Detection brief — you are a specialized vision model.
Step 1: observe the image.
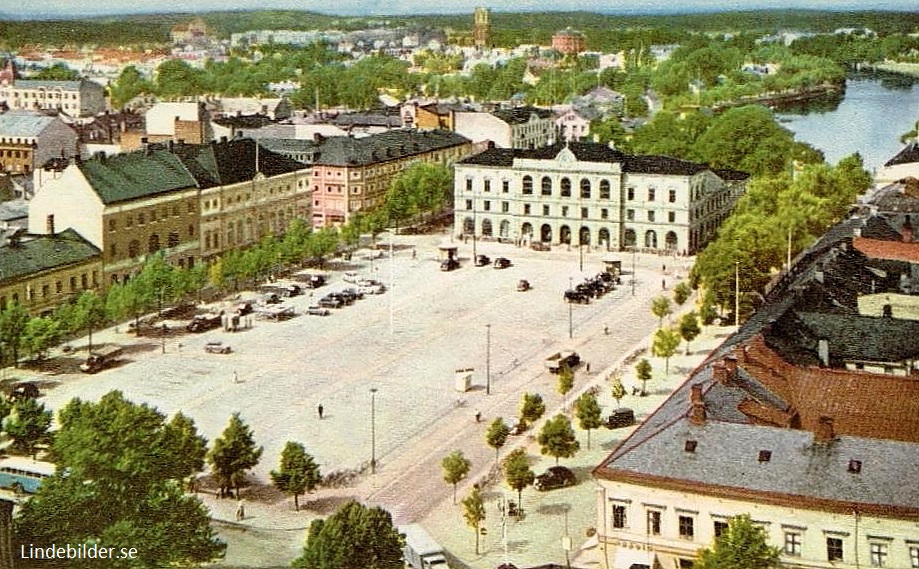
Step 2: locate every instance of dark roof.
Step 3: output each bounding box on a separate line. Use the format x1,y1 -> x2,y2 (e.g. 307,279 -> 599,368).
623,155 -> 708,176
492,105 -> 554,125
884,140 -> 919,167
331,108 -> 403,128
166,138 -> 307,188
712,168 -> 752,181
212,115 -> 275,129
311,130 -> 470,167
0,228 -> 100,284
863,179 -> 919,213
78,149 -> 198,204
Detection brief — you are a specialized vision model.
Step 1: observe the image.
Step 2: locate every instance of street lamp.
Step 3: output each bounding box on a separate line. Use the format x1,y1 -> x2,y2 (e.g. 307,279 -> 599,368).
631,248 -> 636,297
485,324 -> 491,395
370,387 -> 378,474
568,277 -> 573,339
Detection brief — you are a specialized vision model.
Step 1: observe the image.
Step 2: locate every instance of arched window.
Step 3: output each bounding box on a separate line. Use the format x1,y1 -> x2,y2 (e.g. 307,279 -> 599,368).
148,234 -> 160,253
580,178 -> 591,199
463,217 -> 475,234
128,240 -> 140,258
482,218 -> 493,236
645,230 -> 658,249
499,220 -> 510,238
599,179 -> 611,199
541,177 -> 552,196
666,231 -> 678,250
560,225 -> 571,244
561,178 -> 571,197
522,176 -> 533,195
623,229 -> 636,248
579,226 -> 590,246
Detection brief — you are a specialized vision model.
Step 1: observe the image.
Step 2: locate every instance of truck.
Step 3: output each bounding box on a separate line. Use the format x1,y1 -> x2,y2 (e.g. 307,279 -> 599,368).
400,523 -> 450,569
186,312 -> 223,333
79,345 -> 123,374
544,350 -> 580,374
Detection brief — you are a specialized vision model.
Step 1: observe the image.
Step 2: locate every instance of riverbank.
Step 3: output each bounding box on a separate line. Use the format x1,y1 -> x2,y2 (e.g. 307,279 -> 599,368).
870,61 -> 919,79
711,81 -> 844,112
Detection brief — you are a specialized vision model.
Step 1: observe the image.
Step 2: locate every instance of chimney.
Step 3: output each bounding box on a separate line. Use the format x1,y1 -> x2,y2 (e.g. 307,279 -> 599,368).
688,384 -> 706,425
818,339 -> 829,367
712,362 -> 728,384
46,214 -> 55,236
903,215 -> 913,243
814,416 -> 835,443
723,355 -> 738,381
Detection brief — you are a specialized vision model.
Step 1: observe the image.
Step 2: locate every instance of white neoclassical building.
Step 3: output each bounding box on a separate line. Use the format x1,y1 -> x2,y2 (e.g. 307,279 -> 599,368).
453,142 -> 747,254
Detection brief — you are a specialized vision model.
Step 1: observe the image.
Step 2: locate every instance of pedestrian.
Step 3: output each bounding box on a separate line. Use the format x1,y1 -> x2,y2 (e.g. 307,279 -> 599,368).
412,248 -> 417,260
318,403 -> 324,419
604,325 -> 609,336
586,362 -> 591,374
235,501 -> 245,521
233,371 -> 238,384
662,278 -> 666,290
475,411 -> 482,423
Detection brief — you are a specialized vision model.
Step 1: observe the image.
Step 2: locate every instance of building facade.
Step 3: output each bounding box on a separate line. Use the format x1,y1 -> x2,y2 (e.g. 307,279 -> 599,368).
552,28 -> 587,55
0,79 -> 105,117
473,7 -> 491,48
0,111 -> 79,174
454,142 -> 746,253
454,106 -> 557,150
309,130 -> 473,228
594,212 -> 919,569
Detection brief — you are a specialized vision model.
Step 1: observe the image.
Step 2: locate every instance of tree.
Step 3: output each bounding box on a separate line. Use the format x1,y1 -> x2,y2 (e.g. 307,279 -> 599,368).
0,302 -> 29,367
73,290 -> 107,353
271,441 -> 321,512
610,374 -> 626,408
673,281 -> 692,306
636,358 -> 653,396
208,412 -> 263,499
679,311 -> 702,355
15,391 -> 225,566
502,448 -> 534,510
537,414 -> 581,464
651,296 -> 673,328
20,317 -> 61,361
653,327 -> 682,374
485,418 -> 511,467
557,366 -> 575,410
441,450 -> 472,505
293,500 -> 404,569
461,485 -> 486,555
161,411 -> 208,491
519,392 -> 546,427
109,65 -> 152,109
4,397 -> 52,457
574,391 -> 603,450
695,514 -> 781,569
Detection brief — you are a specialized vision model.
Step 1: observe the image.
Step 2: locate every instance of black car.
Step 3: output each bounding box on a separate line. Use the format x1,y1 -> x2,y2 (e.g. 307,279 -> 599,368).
318,296 -> 344,309
534,466 -> 577,491
493,257 -> 512,269
475,254 -> 491,267
440,258 -> 460,271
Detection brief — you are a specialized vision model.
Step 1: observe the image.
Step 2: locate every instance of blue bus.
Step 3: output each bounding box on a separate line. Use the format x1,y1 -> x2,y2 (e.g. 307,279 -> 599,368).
0,457 -> 55,494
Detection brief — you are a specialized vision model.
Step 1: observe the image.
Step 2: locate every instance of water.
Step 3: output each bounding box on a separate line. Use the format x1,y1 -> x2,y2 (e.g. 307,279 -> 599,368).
774,72 -> 919,174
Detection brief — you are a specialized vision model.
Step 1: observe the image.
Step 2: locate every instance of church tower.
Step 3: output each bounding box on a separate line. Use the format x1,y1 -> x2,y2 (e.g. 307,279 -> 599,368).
473,7 -> 490,48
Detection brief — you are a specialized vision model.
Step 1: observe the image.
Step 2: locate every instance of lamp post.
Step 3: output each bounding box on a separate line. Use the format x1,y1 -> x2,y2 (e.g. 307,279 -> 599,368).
734,260 -> 740,328
568,277 -> 573,339
631,248 -> 636,297
485,324 -> 491,395
370,387 -> 378,474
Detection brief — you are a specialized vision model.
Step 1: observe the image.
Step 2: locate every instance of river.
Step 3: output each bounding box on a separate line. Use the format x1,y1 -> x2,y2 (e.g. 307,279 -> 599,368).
774,72 -> 919,175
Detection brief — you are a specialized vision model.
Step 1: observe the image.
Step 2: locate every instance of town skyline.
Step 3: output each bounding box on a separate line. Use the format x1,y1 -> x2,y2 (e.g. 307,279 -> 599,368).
3,0 -> 918,20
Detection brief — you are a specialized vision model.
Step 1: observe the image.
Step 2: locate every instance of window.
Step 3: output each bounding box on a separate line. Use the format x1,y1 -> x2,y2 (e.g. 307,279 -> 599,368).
826,538 -> 844,562
648,188 -> 656,202
168,232 -> 180,248
909,546 -> 919,568
562,206 -> 569,217
542,177 -> 553,196
560,177 -> 570,197
627,186 -> 635,201
669,211 -> 676,223
483,200 -> 491,211
543,205 -> 550,216
501,202 -> 509,213
626,209 -> 635,221
848,459 -> 862,473
870,543 -> 888,567
785,533 -> 802,557
70,276 -> 77,292
466,178 -> 473,192
126,215 -> 133,228
669,189 -> 677,203
648,211 -> 655,222
600,179 -> 611,199
524,204 -> 531,215
465,199 -> 473,211
678,516 -> 694,540
612,505 -> 627,529
647,511 -> 661,535
601,208 -> 609,219
41,284 -> 49,298
581,207 -> 588,219
138,213 -> 145,225
523,176 -> 533,195
502,180 -> 509,193
108,219 -> 116,231
714,521 -> 728,538
580,178 -> 591,199
56,281 -> 62,294
484,179 -> 491,193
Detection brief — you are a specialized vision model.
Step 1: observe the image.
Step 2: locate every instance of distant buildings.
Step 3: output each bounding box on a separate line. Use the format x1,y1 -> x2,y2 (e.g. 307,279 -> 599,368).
0,111 -> 78,174
593,204 -> 919,569
0,78 -> 105,117
474,7 -> 491,48
551,28 -> 586,55
453,106 -> 557,150
453,141 -> 746,252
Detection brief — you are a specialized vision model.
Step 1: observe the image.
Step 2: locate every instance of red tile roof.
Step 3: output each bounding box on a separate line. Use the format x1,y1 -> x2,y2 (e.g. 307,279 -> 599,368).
853,236 -> 919,262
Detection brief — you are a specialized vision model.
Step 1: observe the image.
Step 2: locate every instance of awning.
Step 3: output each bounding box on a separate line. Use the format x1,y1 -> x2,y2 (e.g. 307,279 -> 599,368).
612,546 -> 651,569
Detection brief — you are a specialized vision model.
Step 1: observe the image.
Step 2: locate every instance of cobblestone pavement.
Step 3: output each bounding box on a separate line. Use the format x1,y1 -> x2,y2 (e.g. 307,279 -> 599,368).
10,232 -> 709,567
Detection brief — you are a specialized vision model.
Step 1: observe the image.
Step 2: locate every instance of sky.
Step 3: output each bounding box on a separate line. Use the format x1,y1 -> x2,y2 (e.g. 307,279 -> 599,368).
4,0 -> 918,19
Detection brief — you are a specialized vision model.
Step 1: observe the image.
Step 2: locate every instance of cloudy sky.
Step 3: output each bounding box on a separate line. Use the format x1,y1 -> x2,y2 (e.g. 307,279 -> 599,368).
6,0 -> 918,18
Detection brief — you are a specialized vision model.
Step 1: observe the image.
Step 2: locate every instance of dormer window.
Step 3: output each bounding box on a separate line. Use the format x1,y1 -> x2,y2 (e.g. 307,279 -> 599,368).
758,450 -> 772,463
684,440 -> 697,453
848,459 -> 862,474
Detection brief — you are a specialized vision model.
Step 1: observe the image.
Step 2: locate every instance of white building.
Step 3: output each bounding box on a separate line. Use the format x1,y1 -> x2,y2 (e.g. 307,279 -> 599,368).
453,106 -> 557,150
0,78 -> 105,117
453,141 -> 746,253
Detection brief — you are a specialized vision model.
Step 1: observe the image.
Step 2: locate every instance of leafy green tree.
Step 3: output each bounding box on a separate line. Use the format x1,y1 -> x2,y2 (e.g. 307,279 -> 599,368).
502,448 -> 534,510
155,59 -> 206,99
4,397 -> 52,457
673,281 -> 692,306
485,418 -> 511,467
208,412 -> 263,499
557,365 -> 575,409
652,327 -> 682,374
16,391 -> 225,567
442,450 -> 472,505
20,316 -> 61,360
293,500 -> 404,569
651,296 -> 673,328
695,514 -> 781,569
519,392 -> 546,427
610,374 -> 626,408
109,65 -> 152,109
461,485 -> 486,555
537,414 -> 580,465
636,358 -> 653,396
73,290 -> 107,353
679,311 -> 702,355
32,62 -> 79,80
0,302 -> 29,367
271,441 -> 321,512
574,391 -> 603,450
161,411 -> 208,491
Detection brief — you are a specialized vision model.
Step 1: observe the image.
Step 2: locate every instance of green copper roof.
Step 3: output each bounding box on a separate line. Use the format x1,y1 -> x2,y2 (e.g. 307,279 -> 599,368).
0,228 -> 100,284
78,149 -> 198,204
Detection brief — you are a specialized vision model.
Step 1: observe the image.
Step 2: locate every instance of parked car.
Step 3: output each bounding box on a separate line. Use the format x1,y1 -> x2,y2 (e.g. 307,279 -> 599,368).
204,341 -> 232,354
342,287 -> 364,301
530,242 -> 551,251
234,300 -> 254,315
284,284 -> 302,297
440,258 -> 460,271
517,279 -> 531,292
260,293 -> 282,305
534,466 -> 577,491
9,382 -> 39,401
318,296 -> 344,309
493,257 -> 512,269
343,271 -> 362,283
307,305 -> 331,316
358,279 -> 386,295
605,408 -> 636,429
186,313 -> 223,333
475,254 -> 491,267
327,291 -> 354,305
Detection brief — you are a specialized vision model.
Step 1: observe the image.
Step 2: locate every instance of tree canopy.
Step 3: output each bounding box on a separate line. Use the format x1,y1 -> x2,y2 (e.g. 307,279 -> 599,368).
695,514 -> 781,569
270,441 -> 321,512
293,500 -> 404,569
208,412 -> 263,499
537,414 -> 580,464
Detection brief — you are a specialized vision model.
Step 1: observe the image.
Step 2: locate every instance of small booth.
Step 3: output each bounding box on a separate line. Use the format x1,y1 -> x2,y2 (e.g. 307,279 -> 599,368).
602,258 -> 623,277
454,368 -> 474,392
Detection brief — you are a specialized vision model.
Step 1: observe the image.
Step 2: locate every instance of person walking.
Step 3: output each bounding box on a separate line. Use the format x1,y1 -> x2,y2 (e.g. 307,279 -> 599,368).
317,403 -> 324,419
235,501 -> 245,521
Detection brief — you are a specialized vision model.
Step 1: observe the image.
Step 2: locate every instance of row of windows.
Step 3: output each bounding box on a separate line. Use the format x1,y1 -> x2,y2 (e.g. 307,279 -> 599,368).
0,149 -> 28,158
0,271 -> 98,310
468,176 -> 682,204
107,202 -> 196,231
465,200 -> 682,224
611,505 -> 919,568
6,90 -> 79,99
